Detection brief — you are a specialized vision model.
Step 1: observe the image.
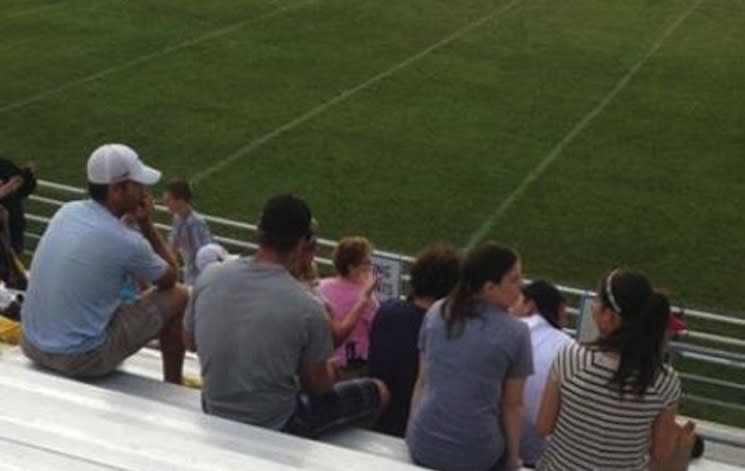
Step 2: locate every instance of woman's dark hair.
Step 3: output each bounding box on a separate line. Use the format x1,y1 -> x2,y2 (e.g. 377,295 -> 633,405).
593,269 -> 670,396
522,280 -> 564,329
409,243 -> 462,300
443,242 -> 518,338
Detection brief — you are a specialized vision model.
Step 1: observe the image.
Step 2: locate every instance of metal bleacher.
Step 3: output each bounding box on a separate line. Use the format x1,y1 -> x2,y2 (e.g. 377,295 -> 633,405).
1,345 -> 743,470
1,179 -> 742,470
0,348 -> 421,470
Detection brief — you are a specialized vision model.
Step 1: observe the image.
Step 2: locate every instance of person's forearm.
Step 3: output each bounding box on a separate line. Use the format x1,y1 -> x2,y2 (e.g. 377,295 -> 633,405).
326,359 -> 340,386
410,379 -> 424,417
140,222 -> 178,268
335,298 -> 368,342
0,181 -> 16,199
503,404 -> 523,467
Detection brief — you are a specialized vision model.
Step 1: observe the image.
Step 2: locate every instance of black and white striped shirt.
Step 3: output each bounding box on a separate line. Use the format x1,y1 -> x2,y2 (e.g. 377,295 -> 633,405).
538,344 -> 681,471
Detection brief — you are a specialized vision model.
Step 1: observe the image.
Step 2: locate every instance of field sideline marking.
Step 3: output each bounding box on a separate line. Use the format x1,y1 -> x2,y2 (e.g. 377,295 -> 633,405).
464,0 -> 705,249
190,0 -> 526,184
0,0 -> 315,114
0,1 -> 66,21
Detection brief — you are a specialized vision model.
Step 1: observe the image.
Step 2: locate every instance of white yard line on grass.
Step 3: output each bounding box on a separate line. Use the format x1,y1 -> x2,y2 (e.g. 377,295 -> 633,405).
189,0 -> 525,185
0,0 -> 315,114
464,0 -> 705,250
0,1 -> 66,21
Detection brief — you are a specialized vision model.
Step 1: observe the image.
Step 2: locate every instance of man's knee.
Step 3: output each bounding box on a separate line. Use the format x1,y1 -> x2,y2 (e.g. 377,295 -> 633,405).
372,378 -> 390,412
148,284 -> 188,321
373,379 -> 391,411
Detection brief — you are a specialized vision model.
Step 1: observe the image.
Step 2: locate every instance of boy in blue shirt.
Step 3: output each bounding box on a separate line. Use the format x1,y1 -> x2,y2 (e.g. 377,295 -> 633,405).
163,179 -> 212,285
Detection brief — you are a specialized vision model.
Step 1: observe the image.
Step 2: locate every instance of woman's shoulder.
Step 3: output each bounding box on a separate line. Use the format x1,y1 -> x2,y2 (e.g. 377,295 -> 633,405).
656,363 -> 681,389
421,300 -> 447,328
556,342 -> 596,364
497,311 -> 531,337
317,277 -> 354,295
317,276 -> 339,288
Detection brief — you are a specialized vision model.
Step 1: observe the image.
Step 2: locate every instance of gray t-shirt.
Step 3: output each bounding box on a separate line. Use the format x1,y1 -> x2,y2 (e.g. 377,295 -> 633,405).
190,258 -> 333,429
406,300 -> 534,471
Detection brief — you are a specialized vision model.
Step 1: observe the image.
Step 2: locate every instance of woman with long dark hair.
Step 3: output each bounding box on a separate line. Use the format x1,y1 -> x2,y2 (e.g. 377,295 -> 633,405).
406,242 -> 533,471
510,280 -> 574,466
536,269 -> 695,471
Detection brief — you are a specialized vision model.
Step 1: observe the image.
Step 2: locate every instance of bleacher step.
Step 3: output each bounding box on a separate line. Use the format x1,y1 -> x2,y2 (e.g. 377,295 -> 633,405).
0,356 -> 425,470
2,346 -> 742,471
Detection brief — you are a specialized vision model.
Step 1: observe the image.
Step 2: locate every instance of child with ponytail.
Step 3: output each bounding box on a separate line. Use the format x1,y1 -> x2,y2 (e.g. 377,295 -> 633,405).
406,242 -> 533,471
536,269 -> 696,471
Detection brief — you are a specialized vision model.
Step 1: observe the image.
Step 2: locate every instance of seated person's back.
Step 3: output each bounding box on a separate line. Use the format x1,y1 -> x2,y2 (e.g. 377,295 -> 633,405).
510,280 -> 574,465
536,270 -> 687,471
317,236 -> 379,369
189,194 -> 388,437
194,256 -> 331,428
407,243 -> 532,471
21,144 -> 187,384
368,243 -> 461,438
23,200 -> 165,353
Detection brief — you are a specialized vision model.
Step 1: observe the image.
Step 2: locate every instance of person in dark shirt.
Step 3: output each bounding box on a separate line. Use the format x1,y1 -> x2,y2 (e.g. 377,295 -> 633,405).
0,156 -> 37,254
368,243 -> 461,437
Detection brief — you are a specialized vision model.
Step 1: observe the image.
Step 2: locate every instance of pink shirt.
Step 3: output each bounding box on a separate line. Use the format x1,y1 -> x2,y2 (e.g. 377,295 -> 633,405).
317,277 -> 379,366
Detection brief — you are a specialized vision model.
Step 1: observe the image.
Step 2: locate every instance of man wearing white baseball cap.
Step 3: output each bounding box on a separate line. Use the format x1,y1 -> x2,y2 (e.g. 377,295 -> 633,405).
20,144 -> 188,384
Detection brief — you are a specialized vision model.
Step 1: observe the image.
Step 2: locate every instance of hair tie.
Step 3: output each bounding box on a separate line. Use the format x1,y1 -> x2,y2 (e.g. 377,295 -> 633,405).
605,269 -> 622,313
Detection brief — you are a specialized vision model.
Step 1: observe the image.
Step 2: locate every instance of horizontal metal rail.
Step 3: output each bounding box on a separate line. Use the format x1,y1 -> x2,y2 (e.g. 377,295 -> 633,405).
679,372 -> 745,392
683,394 -> 745,414
25,179 -> 745,418
28,180 -> 745,344
33,180 -> 745,326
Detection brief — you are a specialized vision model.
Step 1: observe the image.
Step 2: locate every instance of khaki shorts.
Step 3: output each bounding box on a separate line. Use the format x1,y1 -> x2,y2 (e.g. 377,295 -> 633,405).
21,295 -> 170,378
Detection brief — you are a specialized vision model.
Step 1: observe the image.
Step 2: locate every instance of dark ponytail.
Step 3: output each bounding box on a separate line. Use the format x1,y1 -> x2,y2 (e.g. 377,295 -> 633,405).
443,242 -> 518,338
594,270 -> 670,396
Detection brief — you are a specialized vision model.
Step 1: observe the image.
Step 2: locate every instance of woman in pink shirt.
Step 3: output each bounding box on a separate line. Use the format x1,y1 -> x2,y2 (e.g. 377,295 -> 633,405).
318,236 -> 379,373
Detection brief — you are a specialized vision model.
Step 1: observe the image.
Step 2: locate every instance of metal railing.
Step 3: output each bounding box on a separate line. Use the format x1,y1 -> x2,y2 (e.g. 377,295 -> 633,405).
24,179 -> 745,426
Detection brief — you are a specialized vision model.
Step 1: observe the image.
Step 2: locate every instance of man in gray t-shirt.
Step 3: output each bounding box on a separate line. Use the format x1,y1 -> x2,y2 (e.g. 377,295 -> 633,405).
187,194 -> 389,436
191,257 -> 331,428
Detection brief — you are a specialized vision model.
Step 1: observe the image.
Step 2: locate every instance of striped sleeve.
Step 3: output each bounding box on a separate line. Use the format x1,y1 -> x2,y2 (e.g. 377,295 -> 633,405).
168,220 -> 179,246
195,216 -> 213,246
658,366 -> 682,407
551,343 -> 577,384
186,216 -> 212,252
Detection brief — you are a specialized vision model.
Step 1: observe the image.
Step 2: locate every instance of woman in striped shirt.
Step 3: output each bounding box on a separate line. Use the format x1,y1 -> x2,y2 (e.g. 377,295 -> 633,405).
536,269 -> 695,471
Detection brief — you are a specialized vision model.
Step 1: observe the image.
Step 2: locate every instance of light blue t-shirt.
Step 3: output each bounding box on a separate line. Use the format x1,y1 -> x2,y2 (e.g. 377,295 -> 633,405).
406,300 -> 534,471
22,200 -> 168,354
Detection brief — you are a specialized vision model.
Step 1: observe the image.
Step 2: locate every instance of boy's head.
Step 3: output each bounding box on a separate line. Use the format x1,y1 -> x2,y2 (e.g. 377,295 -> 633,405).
163,179 -> 192,214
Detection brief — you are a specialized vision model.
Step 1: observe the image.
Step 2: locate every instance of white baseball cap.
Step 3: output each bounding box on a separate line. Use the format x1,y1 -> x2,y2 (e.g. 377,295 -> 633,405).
87,144 -> 161,185
195,243 -> 236,273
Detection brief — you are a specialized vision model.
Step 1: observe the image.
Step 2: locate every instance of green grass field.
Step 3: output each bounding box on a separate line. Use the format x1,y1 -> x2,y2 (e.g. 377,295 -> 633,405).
3,0 -> 745,315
